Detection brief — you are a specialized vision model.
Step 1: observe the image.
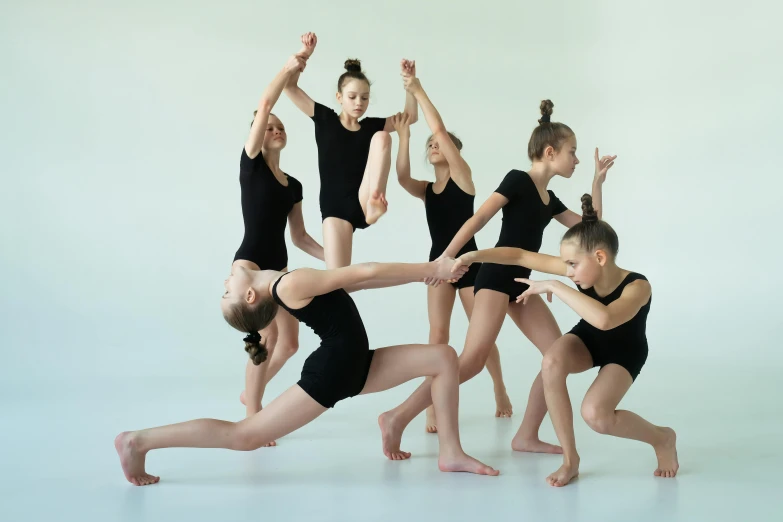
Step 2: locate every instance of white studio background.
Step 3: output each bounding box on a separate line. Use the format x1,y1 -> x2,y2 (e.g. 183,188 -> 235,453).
1,0 -> 780,397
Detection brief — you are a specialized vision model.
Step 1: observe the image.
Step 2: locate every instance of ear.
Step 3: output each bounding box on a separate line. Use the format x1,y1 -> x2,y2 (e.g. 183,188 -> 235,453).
544,144 -> 556,161
595,249 -> 608,266
245,287 -> 257,305
336,91 -> 342,103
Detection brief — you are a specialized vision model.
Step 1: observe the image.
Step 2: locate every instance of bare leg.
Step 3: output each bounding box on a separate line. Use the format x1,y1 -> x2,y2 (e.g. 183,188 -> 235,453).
378,289 -> 508,459
358,132 -> 392,225
506,295 -> 563,454
322,217 -> 354,269
458,287 -> 512,418
363,344 -> 498,475
423,283 -> 457,433
581,364 -> 679,479
541,334 -> 594,487
115,385 -> 327,486
241,319 -> 278,416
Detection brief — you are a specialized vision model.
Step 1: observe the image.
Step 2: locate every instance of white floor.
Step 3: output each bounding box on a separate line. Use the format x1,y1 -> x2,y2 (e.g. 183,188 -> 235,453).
2,359 -> 780,522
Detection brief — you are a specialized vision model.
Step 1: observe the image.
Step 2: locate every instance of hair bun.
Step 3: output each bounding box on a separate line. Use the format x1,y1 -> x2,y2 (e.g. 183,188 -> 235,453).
580,194 -> 598,223
344,59 -> 362,73
538,99 -> 554,124
244,336 -> 268,365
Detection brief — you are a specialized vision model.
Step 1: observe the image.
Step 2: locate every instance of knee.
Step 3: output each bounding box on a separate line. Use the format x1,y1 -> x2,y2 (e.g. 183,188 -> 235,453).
459,352 -> 485,382
232,424 -> 267,451
541,350 -> 568,378
580,402 -> 614,435
371,131 -> 392,149
429,326 -> 450,345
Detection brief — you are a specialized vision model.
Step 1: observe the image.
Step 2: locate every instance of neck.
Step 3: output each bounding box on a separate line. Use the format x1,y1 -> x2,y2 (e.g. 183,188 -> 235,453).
592,262 -> 626,295
433,163 -> 450,182
251,269 -> 285,300
261,148 -> 281,171
339,113 -> 360,126
527,162 -> 556,189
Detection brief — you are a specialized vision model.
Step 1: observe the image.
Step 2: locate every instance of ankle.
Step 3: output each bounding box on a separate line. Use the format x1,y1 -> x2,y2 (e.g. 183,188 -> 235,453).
563,453 -> 580,466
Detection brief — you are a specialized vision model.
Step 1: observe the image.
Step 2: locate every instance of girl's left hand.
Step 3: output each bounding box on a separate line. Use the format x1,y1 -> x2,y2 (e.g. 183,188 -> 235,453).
515,278 -> 553,305
594,147 -> 617,185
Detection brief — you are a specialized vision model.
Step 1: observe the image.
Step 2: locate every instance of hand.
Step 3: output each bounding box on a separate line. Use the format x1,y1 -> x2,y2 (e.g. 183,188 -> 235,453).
400,59 -> 416,78
594,147 -> 617,185
433,256 -> 467,282
402,75 -> 422,94
452,252 -> 476,274
391,112 -> 411,139
299,32 -> 317,57
514,278 -> 554,305
284,54 -> 307,74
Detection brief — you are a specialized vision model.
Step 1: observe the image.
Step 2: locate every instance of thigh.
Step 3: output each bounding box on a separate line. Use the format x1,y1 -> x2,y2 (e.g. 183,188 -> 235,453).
582,364 -> 634,413
358,132 -> 391,204
427,282 -> 457,341
460,289 -> 509,365
546,334 -> 595,374
359,343 -> 455,395
322,218 -> 354,269
236,385 -> 328,444
506,294 -> 563,355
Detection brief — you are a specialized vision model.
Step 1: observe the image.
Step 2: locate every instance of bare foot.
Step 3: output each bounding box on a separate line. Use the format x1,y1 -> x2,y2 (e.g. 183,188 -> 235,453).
511,434 -> 563,454
546,460 -> 580,487
494,388 -> 513,418
378,412 -> 410,460
653,427 -> 679,478
365,192 -> 388,225
425,406 -> 438,434
438,451 -> 500,476
115,432 -> 160,486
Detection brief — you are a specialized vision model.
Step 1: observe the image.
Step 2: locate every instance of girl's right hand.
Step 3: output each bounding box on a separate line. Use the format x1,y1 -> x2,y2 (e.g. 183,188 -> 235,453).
285,54 -> 307,74
300,32 -> 317,57
452,252 -> 476,273
391,112 -> 411,138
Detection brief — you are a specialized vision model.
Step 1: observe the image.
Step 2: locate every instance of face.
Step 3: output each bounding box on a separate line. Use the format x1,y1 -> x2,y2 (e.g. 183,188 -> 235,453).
560,240 -> 604,289
337,79 -> 370,118
263,114 -> 287,150
220,265 -> 254,314
551,135 -> 579,177
426,136 -> 446,164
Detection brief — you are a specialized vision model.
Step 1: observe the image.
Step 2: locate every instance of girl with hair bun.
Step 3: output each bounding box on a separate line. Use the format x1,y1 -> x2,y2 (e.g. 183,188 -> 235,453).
453,193 -> 679,487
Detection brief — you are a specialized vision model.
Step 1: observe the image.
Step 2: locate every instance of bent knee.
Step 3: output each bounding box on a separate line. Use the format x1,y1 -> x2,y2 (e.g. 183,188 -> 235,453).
580,403 -> 614,434
542,350 -> 568,376
232,425 -> 268,451
371,131 -> 392,149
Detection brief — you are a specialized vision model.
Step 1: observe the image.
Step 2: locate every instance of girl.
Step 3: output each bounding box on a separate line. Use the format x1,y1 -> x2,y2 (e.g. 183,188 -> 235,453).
377,101 -> 616,460
284,32 -> 418,268
391,74 -> 512,432
114,259 -> 500,486
233,53 -> 324,425
453,194 -> 679,486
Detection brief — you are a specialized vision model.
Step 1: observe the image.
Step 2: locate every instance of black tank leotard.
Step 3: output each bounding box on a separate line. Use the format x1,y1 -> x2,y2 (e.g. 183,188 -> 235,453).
233,148 -> 303,270
311,102 -> 386,231
568,273 -> 651,380
425,178 -> 480,289
474,170 -> 567,301
272,271 -> 375,408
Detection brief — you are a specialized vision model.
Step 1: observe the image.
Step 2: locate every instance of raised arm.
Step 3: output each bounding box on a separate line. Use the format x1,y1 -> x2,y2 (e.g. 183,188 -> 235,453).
403,75 -> 474,193
384,59 -> 419,132
456,247 -> 567,277
553,147 -> 616,227
391,112 -> 427,200
287,202 -> 324,262
518,278 -> 651,331
277,258 -> 467,307
283,32 -> 318,118
245,54 -> 306,158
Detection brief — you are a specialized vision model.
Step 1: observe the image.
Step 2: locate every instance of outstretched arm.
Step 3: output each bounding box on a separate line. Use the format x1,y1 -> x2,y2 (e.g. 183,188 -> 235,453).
283,32 -> 318,117
278,258 -> 467,307
391,112 -> 427,200
455,248 -> 567,277
245,54 -> 306,158
517,278 -> 651,331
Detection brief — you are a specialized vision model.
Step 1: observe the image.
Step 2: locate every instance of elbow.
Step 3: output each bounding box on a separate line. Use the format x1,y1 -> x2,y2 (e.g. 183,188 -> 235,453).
596,313 -> 613,331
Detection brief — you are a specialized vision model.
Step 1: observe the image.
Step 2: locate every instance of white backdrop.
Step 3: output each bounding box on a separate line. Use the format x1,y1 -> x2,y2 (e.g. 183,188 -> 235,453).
1,0 -> 780,391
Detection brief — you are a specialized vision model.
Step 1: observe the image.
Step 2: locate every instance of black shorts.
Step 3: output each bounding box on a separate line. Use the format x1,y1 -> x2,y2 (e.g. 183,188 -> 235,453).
568,325 -> 648,381
297,340 -> 375,408
473,263 -> 531,301
320,195 -> 369,231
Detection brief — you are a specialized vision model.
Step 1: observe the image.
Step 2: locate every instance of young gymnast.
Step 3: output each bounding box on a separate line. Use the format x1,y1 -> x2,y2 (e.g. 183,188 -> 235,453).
378,100 -> 617,459
284,32 -> 418,268
391,73 -> 512,431
114,258 -> 500,486
453,194 -> 679,486
232,53 -> 324,426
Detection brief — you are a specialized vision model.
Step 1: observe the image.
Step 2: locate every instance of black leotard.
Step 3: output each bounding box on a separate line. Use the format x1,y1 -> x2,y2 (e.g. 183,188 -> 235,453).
474,170 -> 567,301
272,271 -> 375,408
425,178 -> 480,289
311,102 -> 386,231
233,148 -> 303,270
568,273 -> 651,380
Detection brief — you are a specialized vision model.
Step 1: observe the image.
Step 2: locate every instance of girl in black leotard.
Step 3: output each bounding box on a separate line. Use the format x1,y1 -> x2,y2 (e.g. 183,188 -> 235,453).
114,259 -> 500,486
379,101 -> 617,461
284,32 -> 419,269
233,53 -> 324,423
454,195 -> 679,487
392,74 -> 512,432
